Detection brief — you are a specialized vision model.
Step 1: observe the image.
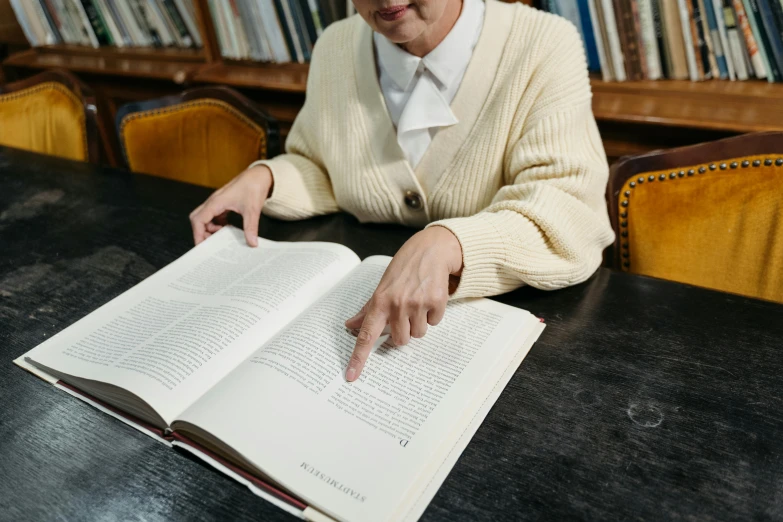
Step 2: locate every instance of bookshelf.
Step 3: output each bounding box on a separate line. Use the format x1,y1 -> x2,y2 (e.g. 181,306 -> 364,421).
3,0 -> 783,167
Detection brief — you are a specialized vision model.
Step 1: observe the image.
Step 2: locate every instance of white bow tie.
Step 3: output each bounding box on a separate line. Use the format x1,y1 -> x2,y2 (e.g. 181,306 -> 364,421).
396,68 -> 459,168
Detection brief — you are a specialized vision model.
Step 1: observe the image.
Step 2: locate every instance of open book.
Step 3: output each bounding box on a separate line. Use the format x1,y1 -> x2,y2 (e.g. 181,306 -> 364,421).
15,227 -> 545,522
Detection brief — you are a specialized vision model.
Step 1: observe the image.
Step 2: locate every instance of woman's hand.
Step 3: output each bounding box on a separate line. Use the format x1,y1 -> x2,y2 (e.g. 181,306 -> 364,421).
344,226 -> 463,382
189,165 -> 274,246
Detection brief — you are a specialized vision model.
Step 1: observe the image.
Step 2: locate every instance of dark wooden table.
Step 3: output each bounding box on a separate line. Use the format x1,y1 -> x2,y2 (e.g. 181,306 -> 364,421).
1,147 -> 782,522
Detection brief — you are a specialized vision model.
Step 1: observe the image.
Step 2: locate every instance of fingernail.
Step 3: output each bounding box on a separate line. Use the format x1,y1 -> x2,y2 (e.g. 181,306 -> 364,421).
345,367 -> 356,382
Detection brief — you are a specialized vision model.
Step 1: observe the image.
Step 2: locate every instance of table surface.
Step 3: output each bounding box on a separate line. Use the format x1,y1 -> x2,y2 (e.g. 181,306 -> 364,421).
1,147 -> 782,522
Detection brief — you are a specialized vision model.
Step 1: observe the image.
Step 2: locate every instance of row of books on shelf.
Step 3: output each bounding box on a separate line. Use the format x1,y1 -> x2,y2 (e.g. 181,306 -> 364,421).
207,0 -> 354,63
9,0 -> 202,49
543,0 -> 783,82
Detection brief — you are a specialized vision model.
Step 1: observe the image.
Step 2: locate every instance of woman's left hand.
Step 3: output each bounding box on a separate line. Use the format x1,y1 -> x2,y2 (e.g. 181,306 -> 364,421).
344,226 -> 463,382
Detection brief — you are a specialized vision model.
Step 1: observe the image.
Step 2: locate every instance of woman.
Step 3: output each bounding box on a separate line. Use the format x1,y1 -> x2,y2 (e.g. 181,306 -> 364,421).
190,0 -> 615,381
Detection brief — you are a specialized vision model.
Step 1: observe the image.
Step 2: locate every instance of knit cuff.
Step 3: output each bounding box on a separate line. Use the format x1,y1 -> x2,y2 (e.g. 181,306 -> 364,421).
248,158 -> 303,214
427,214 -> 515,299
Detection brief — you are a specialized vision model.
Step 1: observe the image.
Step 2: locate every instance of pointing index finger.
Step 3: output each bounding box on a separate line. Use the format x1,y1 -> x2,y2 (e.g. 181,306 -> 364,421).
345,306 -> 386,382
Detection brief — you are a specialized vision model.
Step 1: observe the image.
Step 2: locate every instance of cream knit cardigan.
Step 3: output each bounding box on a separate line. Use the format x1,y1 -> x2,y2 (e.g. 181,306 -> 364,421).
252,0 -> 615,299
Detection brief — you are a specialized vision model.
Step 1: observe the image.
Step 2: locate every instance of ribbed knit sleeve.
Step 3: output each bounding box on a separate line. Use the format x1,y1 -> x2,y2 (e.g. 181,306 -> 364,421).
250,34 -> 340,221
428,24 -> 615,298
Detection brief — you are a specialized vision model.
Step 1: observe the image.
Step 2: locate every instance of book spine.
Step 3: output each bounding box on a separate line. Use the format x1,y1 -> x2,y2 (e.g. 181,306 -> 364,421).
702,0 -> 729,77
129,0 -> 162,46
600,0 -> 627,80
161,0 -> 194,46
733,0 -> 767,77
575,0 -> 602,72
9,0 -> 41,46
753,0 -> 783,80
554,0 -> 592,70
257,0 -> 292,62
316,0 -> 333,27
722,1 -> 750,78
631,0 -> 651,77
106,0 -> 134,46
651,0 -> 671,76
306,0 -> 326,36
295,0 -> 318,49
712,0 -> 737,78
80,0 -> 113,45
767,0 -> 783,68
49,0 -> 77,44
71,0 -> 100,47
676,0 -> 700,79
61,0 -> 90,46
29,0 -> 58,44
286,0 -> 313,60
153,0 -> 183,46
237,0 -> 265,60
95,0 -> 126,47
613,0 -> 644,79
272,0 -> 301,62
688,0 -> 709,78
744,0 -> 778,80
40,0 -> 65,43
206,0 -> 228,56
638,0 -> 663,78
587,0 -> 613,79
173,0 -> 203,46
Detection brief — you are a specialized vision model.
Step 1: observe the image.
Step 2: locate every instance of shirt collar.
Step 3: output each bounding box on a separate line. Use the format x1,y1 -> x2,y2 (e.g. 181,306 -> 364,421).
374,0 -> 485,91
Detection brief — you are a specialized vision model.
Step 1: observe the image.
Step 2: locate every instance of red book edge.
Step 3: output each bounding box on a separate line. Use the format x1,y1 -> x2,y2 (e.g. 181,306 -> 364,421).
170,432 -> 308,511
56,381 -> 307,512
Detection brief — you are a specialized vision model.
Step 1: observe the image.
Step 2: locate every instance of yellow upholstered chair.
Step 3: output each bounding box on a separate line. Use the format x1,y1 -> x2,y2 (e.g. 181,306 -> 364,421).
607,132 -> 783,303
0,70 -> 99,162
116,87 -> 279,188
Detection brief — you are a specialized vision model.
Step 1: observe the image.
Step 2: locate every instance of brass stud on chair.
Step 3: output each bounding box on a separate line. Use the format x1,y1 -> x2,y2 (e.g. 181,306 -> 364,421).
649,175 -> 655,182
621,211 -> 627,218
753,160 -> 761,167
624,190 -> 631,197
622,252 -> 629,258
659,174 -> 666,181
776,159 -> 783,166
688,169 -> 695,176
669,172 -> 677,179
699,166 -> 706,174
710,164 -> 717,170
621,200 -> 629,207
622,242 -> 629,249
638,177 -> 645,184
623,261 -> 630,268
621,221 -> 627,227
742,160 -> 750,168
765,159 -> 773,166
621,231 -> 628,237
678,170 -> 685,177
720,163 -> 728,170
730,162 -> 738,169
630,181 -> 636,188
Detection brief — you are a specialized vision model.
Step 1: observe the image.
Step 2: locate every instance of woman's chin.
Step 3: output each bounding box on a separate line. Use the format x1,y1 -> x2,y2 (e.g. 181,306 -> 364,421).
375,20 -> 423,44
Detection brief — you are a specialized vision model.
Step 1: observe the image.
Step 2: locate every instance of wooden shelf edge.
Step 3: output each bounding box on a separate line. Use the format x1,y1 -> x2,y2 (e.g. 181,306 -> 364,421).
191,62 -> 308,93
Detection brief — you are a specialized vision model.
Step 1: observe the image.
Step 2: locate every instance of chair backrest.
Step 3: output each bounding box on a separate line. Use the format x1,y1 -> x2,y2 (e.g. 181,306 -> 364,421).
0,69 -> 99,162
116,86 -> 280,188
607,132 -> 783,304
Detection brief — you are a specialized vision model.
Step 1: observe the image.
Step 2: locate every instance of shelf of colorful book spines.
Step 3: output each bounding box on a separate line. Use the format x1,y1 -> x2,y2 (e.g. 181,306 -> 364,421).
8,0 -> 207,54
10,0 -> 783,82
539,0 -> 783,83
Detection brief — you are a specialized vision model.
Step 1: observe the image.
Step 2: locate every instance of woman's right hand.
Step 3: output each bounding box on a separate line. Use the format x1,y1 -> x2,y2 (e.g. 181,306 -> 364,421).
189,165 -> 274,247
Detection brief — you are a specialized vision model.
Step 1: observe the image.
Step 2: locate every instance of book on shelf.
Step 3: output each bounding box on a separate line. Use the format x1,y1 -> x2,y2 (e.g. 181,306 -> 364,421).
8,0 -> 202,49
541,0 -> 783,81
14,226 -> 545,522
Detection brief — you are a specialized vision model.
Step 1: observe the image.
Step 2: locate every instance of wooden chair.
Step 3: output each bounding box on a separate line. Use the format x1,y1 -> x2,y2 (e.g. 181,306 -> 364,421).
0,69 -> 99,163
116,86 -> 280,189
607,131 -> 783,303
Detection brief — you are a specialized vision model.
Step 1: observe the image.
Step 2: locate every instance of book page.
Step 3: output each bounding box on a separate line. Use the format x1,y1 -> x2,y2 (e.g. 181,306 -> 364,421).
176,257 -> 542,522
22,227 -> 360,425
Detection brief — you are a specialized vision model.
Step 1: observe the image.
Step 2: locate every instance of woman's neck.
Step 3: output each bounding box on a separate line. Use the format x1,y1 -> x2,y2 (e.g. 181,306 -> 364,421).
400,0 -> 463,57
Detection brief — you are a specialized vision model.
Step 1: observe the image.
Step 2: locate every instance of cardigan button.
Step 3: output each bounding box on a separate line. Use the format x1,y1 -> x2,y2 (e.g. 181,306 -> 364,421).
404,191 -> 423,211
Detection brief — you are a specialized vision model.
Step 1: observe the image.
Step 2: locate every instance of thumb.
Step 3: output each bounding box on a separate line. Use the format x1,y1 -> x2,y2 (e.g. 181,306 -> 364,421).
242,207 -> 261,247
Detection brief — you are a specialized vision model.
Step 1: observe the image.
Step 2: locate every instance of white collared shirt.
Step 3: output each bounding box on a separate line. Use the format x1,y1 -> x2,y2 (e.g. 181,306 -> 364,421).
373,0 -> 485,168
